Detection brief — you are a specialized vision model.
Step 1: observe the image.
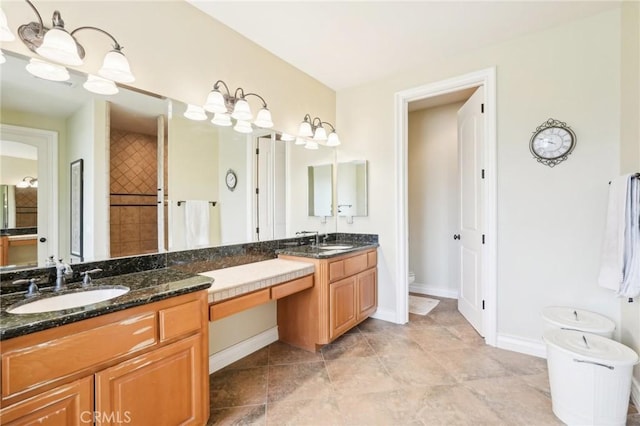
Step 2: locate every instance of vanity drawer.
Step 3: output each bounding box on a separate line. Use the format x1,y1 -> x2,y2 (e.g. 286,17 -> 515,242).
159,300 -> 202,342
209,288 -> 270,321
329,252 -> 369,282
2,312 -> 157,398
271,275 -> 313,300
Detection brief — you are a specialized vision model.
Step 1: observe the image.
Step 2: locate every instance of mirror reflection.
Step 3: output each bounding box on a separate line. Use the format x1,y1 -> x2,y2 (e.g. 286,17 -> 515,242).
337,160 -> 368,217
307,164 -> 333,217
0,51 -> 337,272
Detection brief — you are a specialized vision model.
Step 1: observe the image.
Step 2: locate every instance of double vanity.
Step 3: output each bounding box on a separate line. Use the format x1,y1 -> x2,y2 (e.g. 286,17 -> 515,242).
0,237 -> 378,425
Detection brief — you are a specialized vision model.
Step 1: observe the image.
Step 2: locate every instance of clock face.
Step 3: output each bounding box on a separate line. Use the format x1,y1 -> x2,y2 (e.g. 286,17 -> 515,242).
225,170 -> 237,190
529,120 -> 576,167
532,127 -> 573,159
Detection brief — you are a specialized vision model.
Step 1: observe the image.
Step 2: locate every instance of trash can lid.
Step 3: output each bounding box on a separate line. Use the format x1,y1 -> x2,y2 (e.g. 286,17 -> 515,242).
542,306 -> 615,333
543,329 -> 638,366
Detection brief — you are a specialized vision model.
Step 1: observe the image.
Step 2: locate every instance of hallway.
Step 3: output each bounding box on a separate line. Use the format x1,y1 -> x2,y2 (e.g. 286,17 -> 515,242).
208,296 -> 639,425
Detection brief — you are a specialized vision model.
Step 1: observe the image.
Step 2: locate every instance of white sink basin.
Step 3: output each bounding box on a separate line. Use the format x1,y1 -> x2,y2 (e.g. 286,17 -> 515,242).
7,286 -> 130,314
318,245 -> 353,250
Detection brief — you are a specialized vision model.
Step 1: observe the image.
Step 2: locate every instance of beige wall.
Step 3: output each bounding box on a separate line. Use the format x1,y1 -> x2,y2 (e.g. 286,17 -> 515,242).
2,1 -> 335,357
408,103 -> 463,297
337,9 -> 624,345
619,1 -> 640,394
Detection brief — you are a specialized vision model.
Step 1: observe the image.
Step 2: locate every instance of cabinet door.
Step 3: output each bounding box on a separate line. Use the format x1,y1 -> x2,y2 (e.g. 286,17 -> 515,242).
357,268 -> 377,321
0,376 -> 93,425
95,335 -> 206,426
329,276 -> 357,340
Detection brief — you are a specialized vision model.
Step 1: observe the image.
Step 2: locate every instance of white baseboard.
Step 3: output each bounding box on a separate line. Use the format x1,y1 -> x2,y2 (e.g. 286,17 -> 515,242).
496,333 -> 547,358
208,326 -> 279,374
370,307 -> 398,323
632,376 -> 640,411
410,283 -> 458,299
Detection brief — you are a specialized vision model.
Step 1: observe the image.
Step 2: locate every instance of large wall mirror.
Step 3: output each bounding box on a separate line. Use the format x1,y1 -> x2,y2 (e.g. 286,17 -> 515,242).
0,51 -> 336,271
337,160 -> 368,217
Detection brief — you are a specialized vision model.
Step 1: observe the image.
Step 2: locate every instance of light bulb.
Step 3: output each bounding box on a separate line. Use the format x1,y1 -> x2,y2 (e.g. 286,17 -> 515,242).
254,107 -> 274,128
36,27 -> 83,66
233,120 -> 253,134
98,50 -> 134,83
231,99 -> 252,121
26,58 -> 70,81
204,90 -> 227,113
211,113 -> 232,127
83,75 -> 119,95
183,104 -> 207,121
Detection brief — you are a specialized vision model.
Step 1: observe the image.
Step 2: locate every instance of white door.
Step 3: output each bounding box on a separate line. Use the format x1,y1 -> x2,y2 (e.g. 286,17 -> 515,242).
0,124 -> 58,267
457,87 -> 485,336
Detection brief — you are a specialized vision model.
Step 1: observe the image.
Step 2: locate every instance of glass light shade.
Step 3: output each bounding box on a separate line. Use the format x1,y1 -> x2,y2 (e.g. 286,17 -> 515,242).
298,120 -> 313,137
183,104 -> 207,121
98,50 -> 135,83
26,58 -> 70,81
254,107 -> 273,128
0,50 -> 5,65
211,113 -> 232,127
233,119 -> 253,134
304,141 -> 319,150
203,90 -> 227,113
326,131 -> 341,146
231,99 -> 252,121
83,74 -> 118,95
36,27 -> 83,66
0,8 -> 15,41
280,133 -> 295,142
295,137 -> 307,145
313,125 -> 327,141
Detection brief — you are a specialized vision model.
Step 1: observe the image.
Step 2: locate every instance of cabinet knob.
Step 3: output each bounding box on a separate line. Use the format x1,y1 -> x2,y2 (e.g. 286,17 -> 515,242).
39,237 -> 47,243
453,234 -> 460,240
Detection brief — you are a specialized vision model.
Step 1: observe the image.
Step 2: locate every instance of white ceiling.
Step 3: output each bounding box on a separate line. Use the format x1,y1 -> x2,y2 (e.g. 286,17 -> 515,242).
188,0 -> 620,91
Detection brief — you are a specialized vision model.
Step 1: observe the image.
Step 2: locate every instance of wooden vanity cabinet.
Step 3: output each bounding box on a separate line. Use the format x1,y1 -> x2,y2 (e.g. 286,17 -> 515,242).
278,248 -> 377,351
0,291 -> 209,425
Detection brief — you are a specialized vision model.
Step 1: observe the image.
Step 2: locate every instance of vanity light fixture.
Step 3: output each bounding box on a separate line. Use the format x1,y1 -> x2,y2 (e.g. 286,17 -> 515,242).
297,114 -> 341,148
198,79 -> 274,133
17,176 -> 38,188
11,0 -> 134,90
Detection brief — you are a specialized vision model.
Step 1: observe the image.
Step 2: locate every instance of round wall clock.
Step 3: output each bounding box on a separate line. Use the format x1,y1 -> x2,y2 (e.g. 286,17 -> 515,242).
225,169 -> 237,191
529,118 -> 576,167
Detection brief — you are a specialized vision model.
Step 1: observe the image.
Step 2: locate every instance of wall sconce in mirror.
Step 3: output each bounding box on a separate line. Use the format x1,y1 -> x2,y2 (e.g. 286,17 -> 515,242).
17,176 -> 38,188
183,79 -> 274,134
1,0 -> 134,94
296,114 -> 341,149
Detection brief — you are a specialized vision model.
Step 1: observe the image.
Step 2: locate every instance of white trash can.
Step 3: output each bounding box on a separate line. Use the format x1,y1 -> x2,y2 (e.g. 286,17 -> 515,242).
543,329 -> 638,426
542,306 -> 615,338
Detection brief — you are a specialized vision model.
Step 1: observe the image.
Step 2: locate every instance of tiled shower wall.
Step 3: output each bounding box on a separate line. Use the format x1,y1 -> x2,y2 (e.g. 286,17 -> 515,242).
110,128 -> 158,258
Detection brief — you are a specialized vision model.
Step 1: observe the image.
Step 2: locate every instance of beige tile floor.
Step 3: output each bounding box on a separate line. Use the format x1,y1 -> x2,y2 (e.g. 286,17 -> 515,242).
208,296 -> 640,425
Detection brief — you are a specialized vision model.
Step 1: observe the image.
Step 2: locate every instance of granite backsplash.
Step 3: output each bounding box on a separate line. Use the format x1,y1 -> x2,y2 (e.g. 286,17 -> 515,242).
0,233 -> 378,295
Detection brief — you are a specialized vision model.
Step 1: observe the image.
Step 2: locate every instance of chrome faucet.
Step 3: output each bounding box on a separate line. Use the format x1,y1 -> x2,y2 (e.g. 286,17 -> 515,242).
13,278 -> 41,298
296,231 -> 319,247
54,258 -> 73,291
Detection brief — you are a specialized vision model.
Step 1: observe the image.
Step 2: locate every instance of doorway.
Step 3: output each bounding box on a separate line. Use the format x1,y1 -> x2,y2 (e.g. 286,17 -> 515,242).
0,124 -> 58,268
394,68 -> 497,346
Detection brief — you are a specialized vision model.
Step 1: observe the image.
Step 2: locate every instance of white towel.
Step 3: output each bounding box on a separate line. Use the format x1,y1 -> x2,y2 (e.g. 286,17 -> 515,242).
598,174 -> 640,297
184,200 -> 211,249
620,177 -> 640,297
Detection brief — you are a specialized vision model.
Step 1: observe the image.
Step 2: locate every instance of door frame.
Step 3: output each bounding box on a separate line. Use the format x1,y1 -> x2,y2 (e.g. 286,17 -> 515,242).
393,67 -> 497,346
0,123 -> 58,267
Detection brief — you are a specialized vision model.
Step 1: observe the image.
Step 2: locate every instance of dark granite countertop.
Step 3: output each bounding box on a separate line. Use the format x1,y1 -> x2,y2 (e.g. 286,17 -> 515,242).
276,242 -> 379,259
0,268 -> 212,341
